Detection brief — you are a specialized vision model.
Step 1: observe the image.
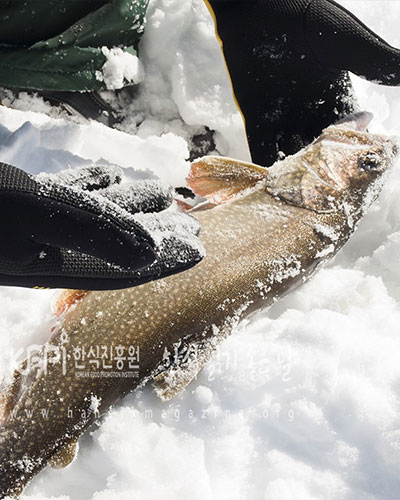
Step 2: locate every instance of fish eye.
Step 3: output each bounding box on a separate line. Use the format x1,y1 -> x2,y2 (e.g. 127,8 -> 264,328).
358,153 -> 380,172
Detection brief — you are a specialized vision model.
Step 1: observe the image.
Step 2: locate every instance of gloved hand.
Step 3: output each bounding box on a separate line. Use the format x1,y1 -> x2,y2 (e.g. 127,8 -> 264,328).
207,0 -> 400,166
0,163 -> 204,290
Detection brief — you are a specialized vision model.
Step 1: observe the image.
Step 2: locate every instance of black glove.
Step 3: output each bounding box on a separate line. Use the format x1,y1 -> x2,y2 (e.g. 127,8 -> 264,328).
207,0 -> 400,166
0,163 -> 204,290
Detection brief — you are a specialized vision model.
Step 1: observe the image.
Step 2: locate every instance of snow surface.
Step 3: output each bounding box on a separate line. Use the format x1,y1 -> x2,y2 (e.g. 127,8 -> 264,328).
96,48 -> 145,90
1,0 -> 400,499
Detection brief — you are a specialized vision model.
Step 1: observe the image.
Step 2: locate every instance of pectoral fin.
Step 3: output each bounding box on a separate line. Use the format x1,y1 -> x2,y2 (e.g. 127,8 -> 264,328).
49,437 -> 79,469
55,290 -> 90,317
153,331 -> 227,401
187,156 -> 268,205
153,357 -> 206,402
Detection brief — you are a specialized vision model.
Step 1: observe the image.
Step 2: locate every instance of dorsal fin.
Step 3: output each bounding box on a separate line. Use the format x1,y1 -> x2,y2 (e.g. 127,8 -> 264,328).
49,437 -> 79,469
153,323 -> 231,401
187,156 -> 268,205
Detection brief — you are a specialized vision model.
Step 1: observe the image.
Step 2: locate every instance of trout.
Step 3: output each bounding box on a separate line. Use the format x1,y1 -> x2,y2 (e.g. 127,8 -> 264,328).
0,113 -> 397,497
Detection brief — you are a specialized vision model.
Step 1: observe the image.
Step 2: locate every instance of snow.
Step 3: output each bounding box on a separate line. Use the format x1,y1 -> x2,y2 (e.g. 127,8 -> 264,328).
0,107 -> 189,186
0,0 -> 400,499
96,47 -> 145,90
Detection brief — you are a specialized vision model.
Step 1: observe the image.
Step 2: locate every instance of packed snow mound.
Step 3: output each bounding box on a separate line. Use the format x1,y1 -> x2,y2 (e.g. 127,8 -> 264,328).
97,47 -> 145,90
0,106 -> 189,187
1,1 -> 400,499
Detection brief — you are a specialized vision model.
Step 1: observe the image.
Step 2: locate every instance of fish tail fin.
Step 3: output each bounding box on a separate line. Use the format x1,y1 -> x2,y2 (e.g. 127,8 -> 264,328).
187,156 -> 268,205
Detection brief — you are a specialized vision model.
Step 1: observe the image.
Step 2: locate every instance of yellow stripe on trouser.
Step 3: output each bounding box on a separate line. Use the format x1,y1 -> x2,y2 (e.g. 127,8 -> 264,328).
203,0 -> 249,141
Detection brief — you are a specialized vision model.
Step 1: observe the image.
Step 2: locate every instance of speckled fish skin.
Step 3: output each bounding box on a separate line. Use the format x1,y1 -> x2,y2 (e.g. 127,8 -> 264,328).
0,115 -> 397,497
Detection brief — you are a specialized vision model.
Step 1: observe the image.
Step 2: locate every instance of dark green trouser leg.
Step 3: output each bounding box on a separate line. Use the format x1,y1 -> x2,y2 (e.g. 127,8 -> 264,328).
0,0 -> 149,91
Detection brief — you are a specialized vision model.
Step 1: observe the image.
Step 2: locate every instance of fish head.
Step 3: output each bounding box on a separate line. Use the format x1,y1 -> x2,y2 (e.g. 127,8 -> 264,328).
266,112 -> 398,219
